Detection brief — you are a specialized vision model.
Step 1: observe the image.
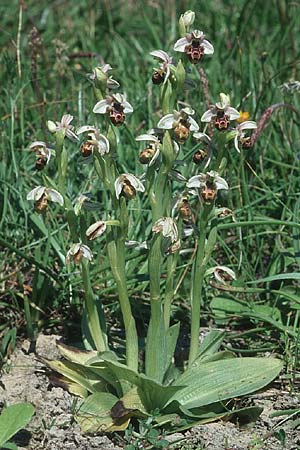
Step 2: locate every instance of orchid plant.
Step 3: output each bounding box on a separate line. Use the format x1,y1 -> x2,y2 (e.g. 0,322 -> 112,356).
27,10 -> 282,434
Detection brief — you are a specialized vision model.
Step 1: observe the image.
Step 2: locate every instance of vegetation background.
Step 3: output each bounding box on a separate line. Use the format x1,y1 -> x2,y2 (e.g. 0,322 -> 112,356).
0,0 -> 299,382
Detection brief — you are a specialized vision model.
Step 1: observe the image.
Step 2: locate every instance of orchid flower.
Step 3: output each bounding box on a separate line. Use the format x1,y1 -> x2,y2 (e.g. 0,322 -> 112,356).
174,30 -> 214,64
135,133 -> 161,165
150,50 -> 174,85
152,217 -> 180,253
192,131 -> 212,168
93,93 -> 133,127
157,107 -> 199,143
205,265 -> 236,284
47,114 -> 79,141
66,243 -> 93,265
114,174 -> 145,200
187,171 -> 228,203
86,221 -> 107,240
76,126 -> 110,157
88,63 -> 120,89
30,141 -> 52,170
27,186 -> 64,213
201,93 -> 240,131
233,121 -> 257,152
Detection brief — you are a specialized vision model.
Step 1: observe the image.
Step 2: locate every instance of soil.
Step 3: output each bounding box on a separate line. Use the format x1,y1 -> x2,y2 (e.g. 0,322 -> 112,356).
0,334 -> 299,450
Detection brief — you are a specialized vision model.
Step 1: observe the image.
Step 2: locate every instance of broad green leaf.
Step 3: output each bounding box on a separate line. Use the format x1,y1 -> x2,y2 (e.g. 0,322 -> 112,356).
200,351 -> 235,364
50,374 -> 88,398
167,357 -> 282,409
119,387 -> 148,416
45,359 -> 109,395
138,375 -> 185,411
1,442 -> 18,450
57,343 -> 98,365
76,392 -> 124,433
97,358 -> 185,411
210,296 -> 250,317
170,406 -> 263,433
145,314 -> 167,384
0,403 -> 35,446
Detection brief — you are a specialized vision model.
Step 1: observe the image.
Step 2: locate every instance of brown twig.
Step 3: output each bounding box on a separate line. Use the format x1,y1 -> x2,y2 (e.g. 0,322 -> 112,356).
251,103 -> 299,146
29,27 -> 47,139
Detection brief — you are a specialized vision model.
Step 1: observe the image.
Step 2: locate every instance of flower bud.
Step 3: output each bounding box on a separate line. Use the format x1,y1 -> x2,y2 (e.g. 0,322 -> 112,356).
47,120 -> 56,133
179,10 -> 195,36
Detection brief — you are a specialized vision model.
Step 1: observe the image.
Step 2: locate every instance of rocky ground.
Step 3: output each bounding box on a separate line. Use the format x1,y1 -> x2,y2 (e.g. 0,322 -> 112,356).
0,334 -> 299,450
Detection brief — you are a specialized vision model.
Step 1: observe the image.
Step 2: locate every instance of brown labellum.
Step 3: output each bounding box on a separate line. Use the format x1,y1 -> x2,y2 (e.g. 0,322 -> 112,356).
109,102 -> 125,126
185,42 -> 205,64
139,147 -> 155,164
80,141 -> 94,157
242,137 -> 252,149
201,182 -> 217,202
193,149 -> 208,164
174,119 -> 190,143
178,199 -> 193,220
152,70 -> 165,85
214,111 -> 230,131
35,157 -> 47,171
121,180 -> 136,199
34,194 -> 48,214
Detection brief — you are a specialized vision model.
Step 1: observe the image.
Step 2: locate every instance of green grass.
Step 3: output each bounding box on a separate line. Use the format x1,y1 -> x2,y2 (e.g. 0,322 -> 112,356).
0,0 -> 299,382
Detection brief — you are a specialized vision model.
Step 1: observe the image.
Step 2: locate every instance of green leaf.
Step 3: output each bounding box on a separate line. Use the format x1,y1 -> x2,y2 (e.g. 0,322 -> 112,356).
138,375 -> 184,411
247,272 -> 300,284
57,343 -> 98,365
0,403 -> 35,446
145,314 -> 167,384
293,197 -> 300,268
45,359 -> 110,395
174,60 -> 185,92
161,131 -> 175,173
167,357 -> 283,409
76,392 -> 121,433
210,296 -> 250,318
164,322 -> 180,379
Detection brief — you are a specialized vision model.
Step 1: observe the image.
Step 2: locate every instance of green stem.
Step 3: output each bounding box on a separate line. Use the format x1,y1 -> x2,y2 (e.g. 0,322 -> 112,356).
188,204 -> 213,366
107,235 -> 139,371
81,259 -> 107,352
164,253 -> 177,329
